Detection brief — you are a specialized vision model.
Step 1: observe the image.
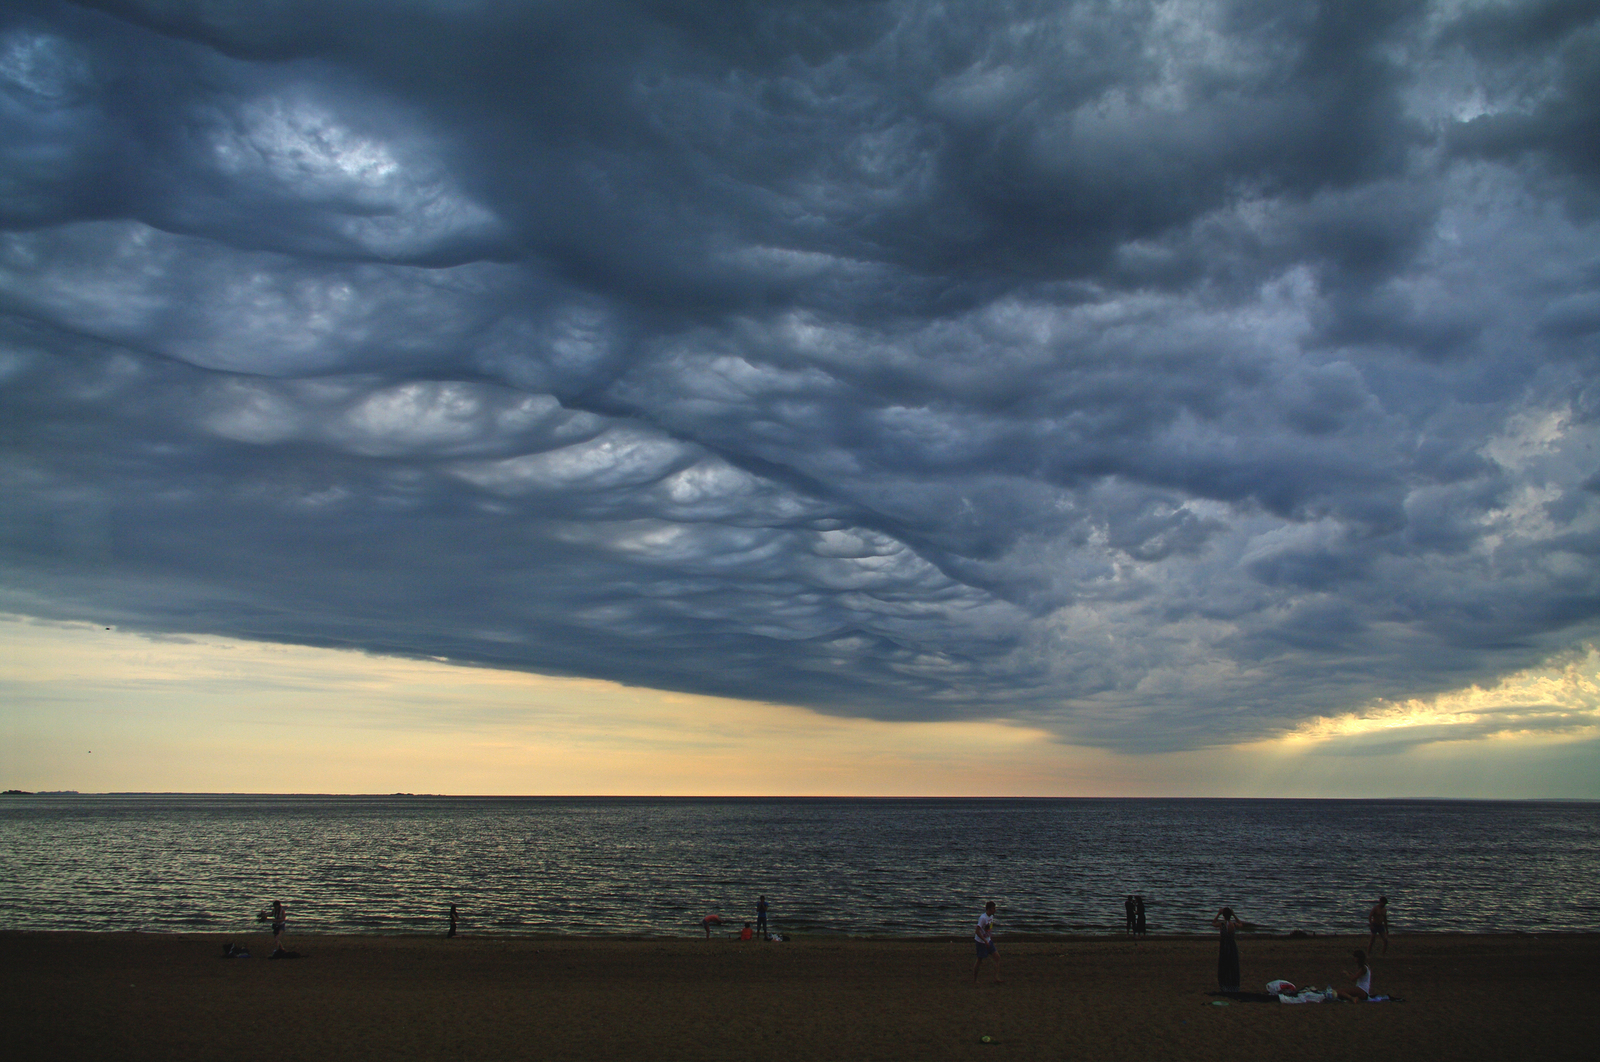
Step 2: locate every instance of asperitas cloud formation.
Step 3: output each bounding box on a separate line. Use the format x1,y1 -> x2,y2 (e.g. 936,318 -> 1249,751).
2,0 -> 1596,753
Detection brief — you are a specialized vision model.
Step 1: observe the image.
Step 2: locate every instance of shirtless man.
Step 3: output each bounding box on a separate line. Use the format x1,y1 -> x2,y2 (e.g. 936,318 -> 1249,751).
1367,895 -> 1389,955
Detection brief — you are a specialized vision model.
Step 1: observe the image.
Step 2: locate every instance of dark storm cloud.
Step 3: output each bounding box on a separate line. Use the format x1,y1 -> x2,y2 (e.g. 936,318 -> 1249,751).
2,1 -> 1597,752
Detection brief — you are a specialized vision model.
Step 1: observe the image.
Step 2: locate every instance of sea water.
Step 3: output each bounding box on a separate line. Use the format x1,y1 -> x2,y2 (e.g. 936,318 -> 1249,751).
2,796 -> 1596,937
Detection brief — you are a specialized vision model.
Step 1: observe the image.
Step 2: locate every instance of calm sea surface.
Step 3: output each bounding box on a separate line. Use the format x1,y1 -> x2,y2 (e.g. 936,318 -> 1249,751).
2,796 -> 1596,938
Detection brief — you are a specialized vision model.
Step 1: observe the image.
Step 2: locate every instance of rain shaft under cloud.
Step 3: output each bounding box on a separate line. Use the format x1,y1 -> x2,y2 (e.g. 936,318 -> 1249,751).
2,0 -> 1597,754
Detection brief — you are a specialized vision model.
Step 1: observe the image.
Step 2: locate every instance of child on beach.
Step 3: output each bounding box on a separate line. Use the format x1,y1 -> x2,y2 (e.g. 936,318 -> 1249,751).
974,901 -> 1001,982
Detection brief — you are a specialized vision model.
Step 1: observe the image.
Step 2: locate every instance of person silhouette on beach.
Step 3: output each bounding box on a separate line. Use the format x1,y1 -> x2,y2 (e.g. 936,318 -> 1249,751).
701,915 -> 721,938
448,904 -> 458,939
1124,895 -> 1136,936
974,901 -> 1001,982
1135,895 -> 1147,937
1367,896 -> 1389,955
266,900 -> 287,952
1212,906 -> 1242,992
756,895 -> 769,940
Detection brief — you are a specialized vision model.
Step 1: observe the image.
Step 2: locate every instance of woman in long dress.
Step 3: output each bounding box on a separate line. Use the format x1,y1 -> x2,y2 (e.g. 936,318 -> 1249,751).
1212,906 -> 1242,991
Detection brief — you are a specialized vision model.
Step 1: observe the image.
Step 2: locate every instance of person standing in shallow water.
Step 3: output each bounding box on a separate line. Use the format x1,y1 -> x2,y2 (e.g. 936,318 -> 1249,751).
1367,895 -> 1389,955
973,901 -> 1001,982
1212,906 -> 1242,992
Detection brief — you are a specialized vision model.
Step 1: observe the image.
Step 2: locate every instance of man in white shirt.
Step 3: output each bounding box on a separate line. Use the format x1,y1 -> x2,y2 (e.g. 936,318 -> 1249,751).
974,901 -> 1001,982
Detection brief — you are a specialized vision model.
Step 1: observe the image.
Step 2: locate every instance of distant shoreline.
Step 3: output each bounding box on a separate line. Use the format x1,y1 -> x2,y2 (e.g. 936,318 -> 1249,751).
6,791 -> 1596,800
5,929 -> 1594,942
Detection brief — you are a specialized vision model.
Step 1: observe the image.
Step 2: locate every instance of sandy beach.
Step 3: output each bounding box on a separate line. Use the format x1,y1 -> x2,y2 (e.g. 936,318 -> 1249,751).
3,931 -> 1594,1061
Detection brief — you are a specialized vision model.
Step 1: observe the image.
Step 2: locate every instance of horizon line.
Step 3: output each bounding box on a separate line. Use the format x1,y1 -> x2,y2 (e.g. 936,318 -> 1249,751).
5,791 -> 1594,802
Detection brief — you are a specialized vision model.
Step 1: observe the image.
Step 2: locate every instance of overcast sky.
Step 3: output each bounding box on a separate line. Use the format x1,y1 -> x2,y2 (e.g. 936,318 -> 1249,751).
2,1 -> 1597,789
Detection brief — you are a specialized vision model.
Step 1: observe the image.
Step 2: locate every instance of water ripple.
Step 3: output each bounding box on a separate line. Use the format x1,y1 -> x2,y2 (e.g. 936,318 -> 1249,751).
1,797 -> 1596,937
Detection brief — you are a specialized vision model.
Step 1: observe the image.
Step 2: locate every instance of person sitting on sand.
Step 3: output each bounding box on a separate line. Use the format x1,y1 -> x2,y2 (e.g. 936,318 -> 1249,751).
740,922 -> 754,941
1367,896 -> 1389,955
1337,949 -> 1373,1001
974,901 -> 1001,983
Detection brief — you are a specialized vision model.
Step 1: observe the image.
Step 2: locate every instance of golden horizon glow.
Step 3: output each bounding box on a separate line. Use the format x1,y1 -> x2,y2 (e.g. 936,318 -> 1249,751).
2,614 -> 1597,798
1273,646 -> 1600,747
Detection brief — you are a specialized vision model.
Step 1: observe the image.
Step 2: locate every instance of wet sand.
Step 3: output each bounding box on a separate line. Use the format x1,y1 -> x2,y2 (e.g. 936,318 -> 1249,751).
3,931 -> 1595,1060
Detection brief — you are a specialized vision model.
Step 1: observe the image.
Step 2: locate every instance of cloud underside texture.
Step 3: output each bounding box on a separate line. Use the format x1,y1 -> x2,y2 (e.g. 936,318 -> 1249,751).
2,0 -> 1597,753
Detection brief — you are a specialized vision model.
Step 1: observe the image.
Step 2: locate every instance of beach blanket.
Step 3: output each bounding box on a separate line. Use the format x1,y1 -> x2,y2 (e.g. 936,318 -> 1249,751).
1277,988 -> 1401,1003
1278,988 -> 1337,1003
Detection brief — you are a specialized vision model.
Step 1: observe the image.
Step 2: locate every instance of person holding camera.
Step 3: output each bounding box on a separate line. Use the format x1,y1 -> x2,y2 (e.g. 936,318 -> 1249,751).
1211,906 -> 1242,992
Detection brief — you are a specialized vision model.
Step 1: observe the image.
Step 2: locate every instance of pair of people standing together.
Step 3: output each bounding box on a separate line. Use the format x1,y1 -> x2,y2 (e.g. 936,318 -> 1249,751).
1123,895 -> 1147,936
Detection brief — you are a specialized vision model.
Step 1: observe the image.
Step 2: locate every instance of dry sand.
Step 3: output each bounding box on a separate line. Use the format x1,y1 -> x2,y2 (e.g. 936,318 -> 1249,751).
3,931 -> 1595,1060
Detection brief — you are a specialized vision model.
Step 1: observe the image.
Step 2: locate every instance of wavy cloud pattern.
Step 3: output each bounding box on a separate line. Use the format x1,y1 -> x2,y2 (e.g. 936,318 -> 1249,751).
2,1 -> 1597,752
